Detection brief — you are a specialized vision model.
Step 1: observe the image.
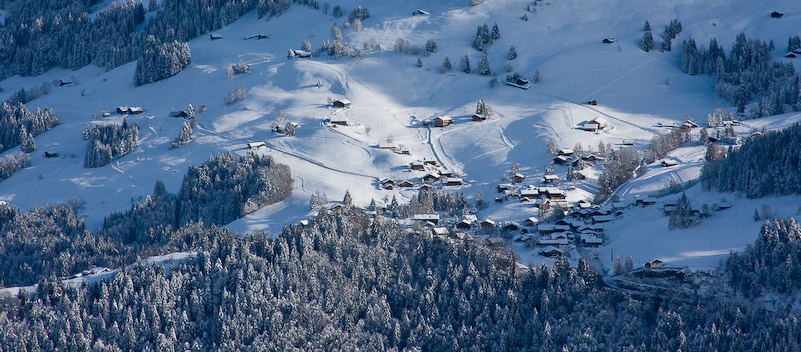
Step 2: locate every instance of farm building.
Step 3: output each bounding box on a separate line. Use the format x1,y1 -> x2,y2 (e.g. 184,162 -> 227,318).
333,99 -> 351,108
471,113 -> 487,121
434,116 -> 453,127
583,117 -> 608,131
540,246 -> 564,257
247,142 -> 266,149
378,141 -> 397,151
330,115 -> 348,126
412,214 -> 440,224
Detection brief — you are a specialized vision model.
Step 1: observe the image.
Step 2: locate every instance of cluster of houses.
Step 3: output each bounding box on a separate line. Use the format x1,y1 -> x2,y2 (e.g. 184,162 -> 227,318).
378,159 -> 462,190
552,148 -> 598,171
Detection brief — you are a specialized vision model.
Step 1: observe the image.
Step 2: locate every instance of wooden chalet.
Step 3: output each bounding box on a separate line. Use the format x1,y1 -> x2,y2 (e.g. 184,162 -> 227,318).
540,246 -> 564,257
398,146 -> 411,155
542,174 -> 559,184
421,173 -> 440,183
519,189 -> 539,200
419,184 -> 435,192
582,234 -> 603,247
581,153 -> 597,162
446,177 -> 463,186
413,9 -> 430,15
545,189 -> 566,200
398,180 -> 415,188
583,117 -> 608,131
412,213 -> 440,224
472,113 -> 488,121
588,99 -> 598,105
292,50 -> 312,58
423,159 -> 438,166
511,173 -> 525,183
592,215 -> 616,224
497,183 -> 513,192
330,115 -> 348,126
378,141 -> 397,151
434,116 -> 453,127
210,34 -> 223,40
247,142 -> 266,149
523,217 -> 539,227
333,99 -> 351,108
410,161 -> 426,171
456,220 -> 472,230
506,77 -> 531,90
645,259 -> 663,268
380,179 -> 395,189
480,219 -> 496,228
553,155 -> 569,165
432,227 -> 449,237
771,11 -> 784,18
503,222 -> 520,232
602,37 -> 616,44
558,148 -> 574,156
116,106 -> 130,114
661,160 -> 679,167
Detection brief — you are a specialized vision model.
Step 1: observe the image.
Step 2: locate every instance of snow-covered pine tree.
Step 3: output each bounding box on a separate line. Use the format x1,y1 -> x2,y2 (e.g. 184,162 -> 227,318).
788,35 -> 801,53
19,128 -> 35,153
461,55 -> 471,73
478,54 -> 490,75
442,56 -> 452,73
426,39 -> 437,53
491,23 -> 501,40
333,5 -> 343,17
507,46 -> 517,60
642,30 -> 655,52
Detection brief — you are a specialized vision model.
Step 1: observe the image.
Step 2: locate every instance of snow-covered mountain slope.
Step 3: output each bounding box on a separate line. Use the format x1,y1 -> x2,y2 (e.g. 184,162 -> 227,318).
1,0 -> 800,267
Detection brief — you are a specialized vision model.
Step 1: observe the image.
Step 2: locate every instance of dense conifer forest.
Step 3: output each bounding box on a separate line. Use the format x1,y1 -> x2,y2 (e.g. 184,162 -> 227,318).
701,123 -> 801,197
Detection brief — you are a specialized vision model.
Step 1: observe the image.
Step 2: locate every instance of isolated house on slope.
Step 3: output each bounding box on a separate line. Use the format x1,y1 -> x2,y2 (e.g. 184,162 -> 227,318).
333,99 -> 351,108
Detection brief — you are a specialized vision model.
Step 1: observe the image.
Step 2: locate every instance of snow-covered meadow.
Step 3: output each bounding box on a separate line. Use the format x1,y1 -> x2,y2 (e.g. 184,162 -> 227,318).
1,0 -> 801,271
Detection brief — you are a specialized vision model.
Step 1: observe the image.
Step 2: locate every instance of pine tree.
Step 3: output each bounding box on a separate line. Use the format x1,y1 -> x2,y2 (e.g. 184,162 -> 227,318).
491,23 -> 501,40
461,55 -> 471,73
343,190 -> 353,206
613,256 -> 623,275
19,128 -> 35,153
442,56 -> 452,72
643,20 -> 651,31
642,31 -> 655,52
333,5 -> 343,17
546,139 -> 558,155
478,54 -> 490,75
417,58 -> 422,67
426,39 -> 437,53
533,70 -> 541,83
625,255 -> 633,271
507,46 -> 517,60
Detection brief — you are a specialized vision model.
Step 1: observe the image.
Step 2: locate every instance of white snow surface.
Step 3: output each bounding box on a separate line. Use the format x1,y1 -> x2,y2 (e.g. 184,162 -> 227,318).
1,0 -> 801,271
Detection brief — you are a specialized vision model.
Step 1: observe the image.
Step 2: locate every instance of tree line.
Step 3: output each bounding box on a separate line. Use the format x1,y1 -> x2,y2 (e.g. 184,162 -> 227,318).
4,207 -> 801,350
700,123 -> 801,197
681,33 -> 801,118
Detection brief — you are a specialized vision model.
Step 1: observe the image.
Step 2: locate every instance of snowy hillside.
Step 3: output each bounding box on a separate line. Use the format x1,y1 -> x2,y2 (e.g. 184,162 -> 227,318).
2,0 -> 801,270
